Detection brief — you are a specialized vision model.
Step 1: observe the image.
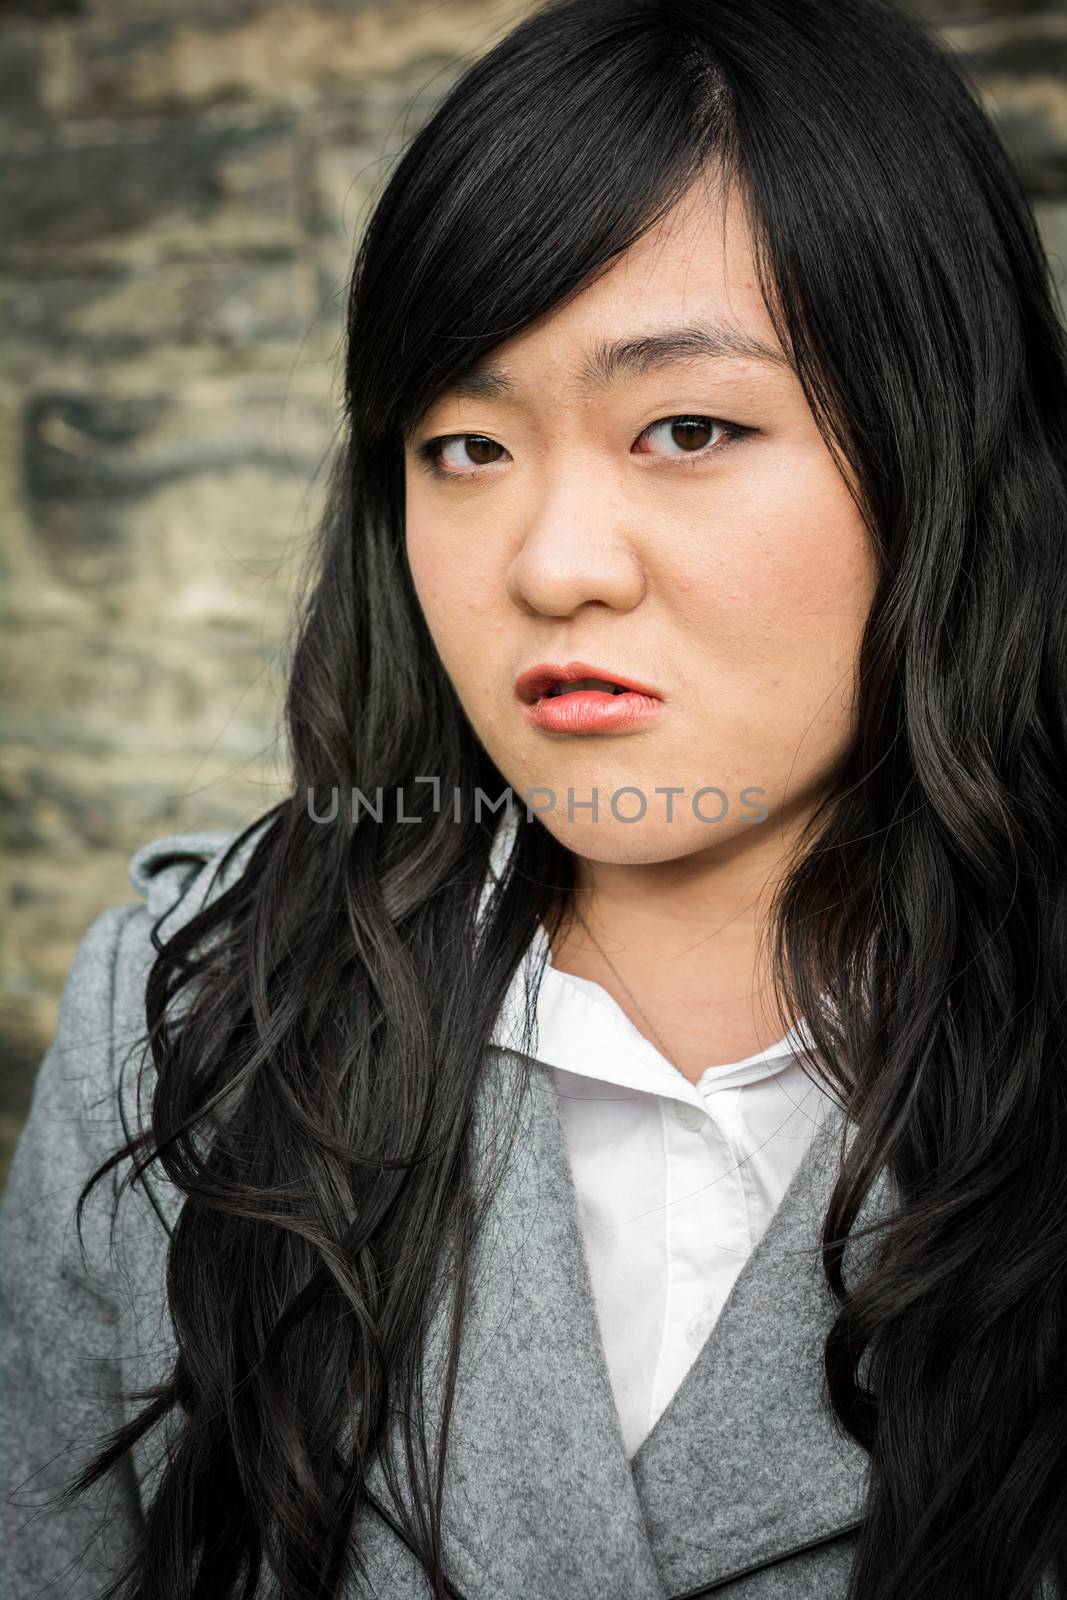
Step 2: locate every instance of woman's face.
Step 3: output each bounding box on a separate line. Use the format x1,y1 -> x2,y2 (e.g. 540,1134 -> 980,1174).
403,175 -> 879,864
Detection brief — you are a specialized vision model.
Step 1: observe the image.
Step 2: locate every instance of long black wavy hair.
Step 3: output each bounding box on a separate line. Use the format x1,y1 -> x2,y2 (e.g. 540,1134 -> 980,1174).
61,0 -> 1067,1595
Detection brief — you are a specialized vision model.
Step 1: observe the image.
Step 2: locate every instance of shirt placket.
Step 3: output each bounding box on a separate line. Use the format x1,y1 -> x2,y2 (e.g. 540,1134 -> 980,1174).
647,1087 -> 754,1434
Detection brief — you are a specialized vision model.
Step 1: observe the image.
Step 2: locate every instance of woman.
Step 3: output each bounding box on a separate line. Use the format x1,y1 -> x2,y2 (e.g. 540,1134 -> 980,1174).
2,0 -> 1066,1596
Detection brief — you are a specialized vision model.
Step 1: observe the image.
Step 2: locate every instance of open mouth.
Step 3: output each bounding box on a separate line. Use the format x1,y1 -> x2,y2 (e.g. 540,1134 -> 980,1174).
547,678 -> 629,697
513,661 -> 666,734
514,662 -> 664,704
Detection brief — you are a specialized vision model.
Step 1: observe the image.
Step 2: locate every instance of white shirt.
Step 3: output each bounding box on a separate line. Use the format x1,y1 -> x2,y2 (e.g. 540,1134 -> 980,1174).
484,816 -> 838,1457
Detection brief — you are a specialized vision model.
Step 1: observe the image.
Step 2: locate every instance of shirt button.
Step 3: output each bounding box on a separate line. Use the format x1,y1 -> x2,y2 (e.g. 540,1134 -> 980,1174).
687,1309 -> 717,1348
673,1100 -> 704,1130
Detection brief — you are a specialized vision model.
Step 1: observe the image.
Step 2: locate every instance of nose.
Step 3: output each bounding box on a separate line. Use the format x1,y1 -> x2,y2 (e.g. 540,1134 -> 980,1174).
505,470 -> 646,618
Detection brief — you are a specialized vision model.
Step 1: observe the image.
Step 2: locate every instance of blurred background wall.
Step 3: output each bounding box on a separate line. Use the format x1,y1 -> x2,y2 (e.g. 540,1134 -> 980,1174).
1,0 -> 1065,1190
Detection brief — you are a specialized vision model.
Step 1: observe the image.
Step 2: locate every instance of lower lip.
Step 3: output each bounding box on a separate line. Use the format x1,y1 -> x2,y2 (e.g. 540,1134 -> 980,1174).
520,689 -> 664,734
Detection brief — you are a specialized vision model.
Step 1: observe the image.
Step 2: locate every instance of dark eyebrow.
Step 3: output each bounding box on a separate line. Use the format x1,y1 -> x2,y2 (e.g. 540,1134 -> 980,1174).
438,321 -> 793,406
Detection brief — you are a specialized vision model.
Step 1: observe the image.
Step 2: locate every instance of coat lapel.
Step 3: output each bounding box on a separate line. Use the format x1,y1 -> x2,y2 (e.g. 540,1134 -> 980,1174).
364,1046 -> 667,1600
629,1094 -> 889,1596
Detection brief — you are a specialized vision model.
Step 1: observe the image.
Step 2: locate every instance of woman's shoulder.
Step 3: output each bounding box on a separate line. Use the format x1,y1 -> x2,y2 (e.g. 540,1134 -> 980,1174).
59,825 -> 261,1054
127,826 -> 243,916
126,818 -> 273,927
5,822 -> 274,1217
0,826 -> 269,1592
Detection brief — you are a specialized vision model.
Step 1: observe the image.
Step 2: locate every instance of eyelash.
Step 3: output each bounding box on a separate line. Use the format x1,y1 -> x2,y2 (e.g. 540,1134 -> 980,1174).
414,415 -> 753,480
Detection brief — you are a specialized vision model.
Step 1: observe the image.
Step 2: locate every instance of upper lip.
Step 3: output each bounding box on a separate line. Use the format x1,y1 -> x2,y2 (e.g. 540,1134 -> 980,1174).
514,660 -> 664,705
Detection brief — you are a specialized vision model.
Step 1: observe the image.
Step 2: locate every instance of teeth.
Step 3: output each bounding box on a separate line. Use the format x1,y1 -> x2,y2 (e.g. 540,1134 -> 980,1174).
549,678 -> 626,697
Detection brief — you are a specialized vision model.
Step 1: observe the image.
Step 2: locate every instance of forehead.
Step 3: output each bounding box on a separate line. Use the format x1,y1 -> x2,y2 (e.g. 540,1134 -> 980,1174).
433,176 -> 791,406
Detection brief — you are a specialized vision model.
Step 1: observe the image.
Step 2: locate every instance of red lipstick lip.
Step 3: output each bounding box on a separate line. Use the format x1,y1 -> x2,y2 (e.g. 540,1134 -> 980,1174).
514,660 -> 664,706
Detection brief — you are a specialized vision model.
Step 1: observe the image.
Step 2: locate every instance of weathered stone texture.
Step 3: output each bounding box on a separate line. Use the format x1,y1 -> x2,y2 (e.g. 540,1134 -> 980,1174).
2,0 -> 1065,1187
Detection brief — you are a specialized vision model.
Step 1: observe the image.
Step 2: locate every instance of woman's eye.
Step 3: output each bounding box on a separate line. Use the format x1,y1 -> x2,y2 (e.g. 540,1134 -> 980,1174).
634,415 -> 747,460
418,434 -> 509,476
415,414 -> 749,479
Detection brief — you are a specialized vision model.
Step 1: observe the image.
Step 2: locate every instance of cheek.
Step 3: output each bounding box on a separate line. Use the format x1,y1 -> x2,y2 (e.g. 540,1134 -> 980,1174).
672,448 -> 874,653
404,499 -> 510,718
405,484 -> 503,615
407,507 -> 472,635
664,449 -> 875,780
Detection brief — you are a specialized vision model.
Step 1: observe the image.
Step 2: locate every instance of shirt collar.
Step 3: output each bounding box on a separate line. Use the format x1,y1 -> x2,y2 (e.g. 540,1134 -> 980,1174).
482,809 -> 815,1110
491,920 -> 813,1107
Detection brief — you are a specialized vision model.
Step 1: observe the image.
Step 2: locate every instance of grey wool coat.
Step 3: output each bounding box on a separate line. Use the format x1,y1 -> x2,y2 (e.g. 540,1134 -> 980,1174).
1,827 -> 893,1600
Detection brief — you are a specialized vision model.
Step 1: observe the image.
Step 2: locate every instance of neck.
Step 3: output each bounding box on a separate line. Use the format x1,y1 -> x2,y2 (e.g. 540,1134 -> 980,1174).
548,807 -> 813,1086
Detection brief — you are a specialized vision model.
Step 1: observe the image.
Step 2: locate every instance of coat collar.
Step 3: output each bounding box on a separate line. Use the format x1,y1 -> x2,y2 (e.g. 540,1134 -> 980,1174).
363,1050 -> 667,1600
629,1085 -> 884,1595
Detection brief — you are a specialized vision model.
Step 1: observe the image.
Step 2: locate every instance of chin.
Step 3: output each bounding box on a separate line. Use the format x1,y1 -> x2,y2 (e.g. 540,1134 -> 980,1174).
543,816 -> 748,865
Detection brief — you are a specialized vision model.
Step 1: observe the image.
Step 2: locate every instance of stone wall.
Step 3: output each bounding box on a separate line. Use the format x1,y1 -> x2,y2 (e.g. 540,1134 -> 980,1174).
2,0 -> 1065,1188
